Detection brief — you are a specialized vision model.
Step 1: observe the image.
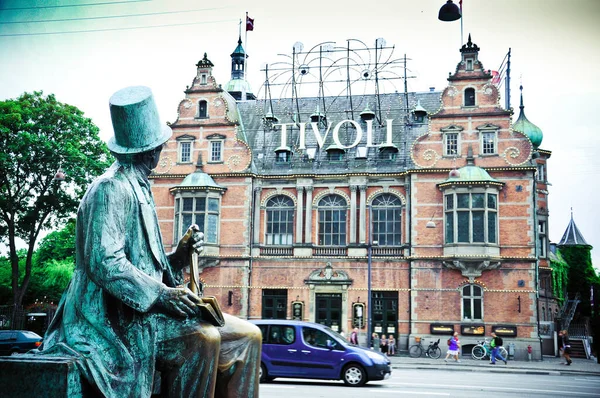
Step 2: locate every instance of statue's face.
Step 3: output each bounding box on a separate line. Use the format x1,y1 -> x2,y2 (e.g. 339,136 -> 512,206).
149,145 -> 163,169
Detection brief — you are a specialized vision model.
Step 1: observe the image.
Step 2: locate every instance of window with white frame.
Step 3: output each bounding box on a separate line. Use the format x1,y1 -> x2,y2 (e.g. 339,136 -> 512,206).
462,284 -> 483,320
209,140 -> 223,162
445,191 -> 498,244
173,195 -> 220,244
466,59 -> 473,71
538,219 -> 547,258
179,141 -> 192,163
318,194 -> 347,246
481,131 -> 497,155
444,132 -> 459,156
201,74 -> 207,84
536,163 -> 546,182
371,193 -> 402,246
266,196 -> 294,245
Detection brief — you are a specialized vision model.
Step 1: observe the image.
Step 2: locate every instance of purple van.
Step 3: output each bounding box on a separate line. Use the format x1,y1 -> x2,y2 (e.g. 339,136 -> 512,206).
252,319 -> 391,387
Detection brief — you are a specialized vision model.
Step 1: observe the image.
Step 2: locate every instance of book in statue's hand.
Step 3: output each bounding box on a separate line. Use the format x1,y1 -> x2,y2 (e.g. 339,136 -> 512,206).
197,296 -> 225,327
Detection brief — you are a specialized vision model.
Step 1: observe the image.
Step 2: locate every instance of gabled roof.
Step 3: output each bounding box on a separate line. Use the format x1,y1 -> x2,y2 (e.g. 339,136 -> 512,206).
558,212 -> 591,247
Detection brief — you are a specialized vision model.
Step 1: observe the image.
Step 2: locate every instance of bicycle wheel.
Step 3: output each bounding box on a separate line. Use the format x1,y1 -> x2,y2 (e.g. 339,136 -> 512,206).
429,346 -> 442,359
499,346 -> 508,360
472,345 -> 486,360
409,344 -> 423,358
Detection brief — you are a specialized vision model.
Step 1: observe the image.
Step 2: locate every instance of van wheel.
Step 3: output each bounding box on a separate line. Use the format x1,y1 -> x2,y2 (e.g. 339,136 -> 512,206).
259,364 -> 274,383
10,350 -> 19,356
342,364 -> 366,386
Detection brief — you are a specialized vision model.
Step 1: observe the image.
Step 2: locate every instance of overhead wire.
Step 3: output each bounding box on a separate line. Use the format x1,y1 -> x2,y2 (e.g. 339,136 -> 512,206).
0,6 -> 230,24
0,0 -> 152,11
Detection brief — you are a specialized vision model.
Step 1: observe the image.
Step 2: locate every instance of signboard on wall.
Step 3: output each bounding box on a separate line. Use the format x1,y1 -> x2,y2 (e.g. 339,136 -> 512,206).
430,323 -> 455,335
352,302 -> 365,328
492,325 -> 517,337
461,324 -> 485,336
291,301 -> 304,320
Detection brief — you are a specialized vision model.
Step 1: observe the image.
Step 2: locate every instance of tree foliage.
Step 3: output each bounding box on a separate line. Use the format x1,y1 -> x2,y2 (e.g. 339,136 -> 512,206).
559,245 -> 599,316
0,91 -> 111,308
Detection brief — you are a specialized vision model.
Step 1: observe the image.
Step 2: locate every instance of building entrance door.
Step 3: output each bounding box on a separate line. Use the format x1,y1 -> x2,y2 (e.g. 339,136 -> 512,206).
315,293 -> 342,333
372,291 -> 398,340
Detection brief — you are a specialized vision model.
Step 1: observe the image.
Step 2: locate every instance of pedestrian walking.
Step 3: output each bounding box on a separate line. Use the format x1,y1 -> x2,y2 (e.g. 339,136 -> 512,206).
490,332 -> 508,365
559,329 -> 573,365
380,334 -> 388,354
444,332 -> 461,362
387,335 -> 396,356
371,332 -> 380,350
350,327 -> 359,345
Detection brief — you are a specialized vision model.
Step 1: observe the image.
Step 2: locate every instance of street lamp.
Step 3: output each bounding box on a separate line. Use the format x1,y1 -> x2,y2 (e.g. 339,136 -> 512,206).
367,238 -> 378,349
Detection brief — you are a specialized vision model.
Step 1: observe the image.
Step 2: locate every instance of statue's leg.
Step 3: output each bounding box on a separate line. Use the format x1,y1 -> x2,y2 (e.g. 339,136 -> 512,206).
156,316 -> 221,398
214,314 -> 262,398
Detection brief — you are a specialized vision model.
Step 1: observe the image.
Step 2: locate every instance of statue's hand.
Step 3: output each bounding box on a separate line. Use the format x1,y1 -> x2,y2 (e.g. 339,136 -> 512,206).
177,224 -> 204,256
155,286 -> 203,318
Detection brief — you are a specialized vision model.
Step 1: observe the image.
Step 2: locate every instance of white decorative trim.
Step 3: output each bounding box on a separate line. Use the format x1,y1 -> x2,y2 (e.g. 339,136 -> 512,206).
260,190 -> 298,207
367,188 -> 407,205
312,189 -> 350,207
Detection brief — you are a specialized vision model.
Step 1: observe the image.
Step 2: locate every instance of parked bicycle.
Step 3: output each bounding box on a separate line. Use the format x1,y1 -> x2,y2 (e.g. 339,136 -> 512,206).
471,338 -> 508,361
409,337 -> 441,359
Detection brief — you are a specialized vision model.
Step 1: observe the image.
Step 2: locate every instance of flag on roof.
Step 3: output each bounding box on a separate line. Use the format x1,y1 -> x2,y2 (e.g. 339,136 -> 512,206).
246,13 -> 254,31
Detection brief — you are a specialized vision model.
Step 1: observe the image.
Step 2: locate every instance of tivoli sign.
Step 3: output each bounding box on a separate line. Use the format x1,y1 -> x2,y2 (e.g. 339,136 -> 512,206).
274,119 -> 397,151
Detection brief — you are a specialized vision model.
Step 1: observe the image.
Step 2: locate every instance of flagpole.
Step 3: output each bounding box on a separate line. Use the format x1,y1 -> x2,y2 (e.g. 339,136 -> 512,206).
460,0 -> 464,45
244,12 -> 249,101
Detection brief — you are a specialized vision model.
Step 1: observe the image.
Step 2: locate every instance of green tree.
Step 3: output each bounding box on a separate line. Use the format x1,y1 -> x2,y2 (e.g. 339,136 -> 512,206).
0,91 -> 111,309
559,246 -> 599,316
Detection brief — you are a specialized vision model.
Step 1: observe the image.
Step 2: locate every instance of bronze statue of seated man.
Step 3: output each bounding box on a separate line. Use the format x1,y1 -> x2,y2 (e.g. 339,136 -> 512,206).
41,86 -> 261,398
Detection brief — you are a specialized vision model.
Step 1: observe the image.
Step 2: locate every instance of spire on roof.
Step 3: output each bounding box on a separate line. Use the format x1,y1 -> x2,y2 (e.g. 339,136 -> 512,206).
513,85 -> 543,148
558,210 -> 591,247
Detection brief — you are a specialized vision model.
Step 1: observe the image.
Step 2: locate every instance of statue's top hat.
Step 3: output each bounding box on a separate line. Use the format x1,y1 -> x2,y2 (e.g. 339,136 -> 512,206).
108,86 -> 172,154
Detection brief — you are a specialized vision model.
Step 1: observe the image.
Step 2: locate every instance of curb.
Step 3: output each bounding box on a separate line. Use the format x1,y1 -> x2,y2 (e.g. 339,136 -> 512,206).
390,363 -> 600,377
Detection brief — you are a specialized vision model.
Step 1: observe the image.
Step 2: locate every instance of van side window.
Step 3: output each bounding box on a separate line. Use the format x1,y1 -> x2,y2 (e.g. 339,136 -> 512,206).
257,325 -> 268,344
303,327 -> 332,349
267,325 -> 295,345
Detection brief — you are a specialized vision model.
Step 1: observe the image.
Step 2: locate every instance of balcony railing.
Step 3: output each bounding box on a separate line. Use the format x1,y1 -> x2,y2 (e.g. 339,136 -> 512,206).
372,246 -> 405,256
313,246 -> 348,256
260,246 -> 293,256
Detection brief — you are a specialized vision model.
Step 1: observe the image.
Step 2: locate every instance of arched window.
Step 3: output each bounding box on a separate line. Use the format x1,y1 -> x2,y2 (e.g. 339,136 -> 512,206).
318,194 -> 347,246
266,196 -> 294,245
371,194 -> 402,246
198,100 -> 208,119
462,284 -> 483,320
464,88 -> 475,107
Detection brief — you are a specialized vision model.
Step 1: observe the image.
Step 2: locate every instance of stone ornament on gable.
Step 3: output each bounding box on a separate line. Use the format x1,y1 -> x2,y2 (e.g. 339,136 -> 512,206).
305,262 -> 353,286
443,260 -> 501,281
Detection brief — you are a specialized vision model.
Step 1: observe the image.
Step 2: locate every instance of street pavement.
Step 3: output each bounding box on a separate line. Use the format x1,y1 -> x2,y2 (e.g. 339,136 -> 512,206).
387,352 -> 600,376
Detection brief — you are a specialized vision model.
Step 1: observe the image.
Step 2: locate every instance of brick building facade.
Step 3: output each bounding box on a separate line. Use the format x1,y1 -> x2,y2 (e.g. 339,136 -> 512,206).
151,36 -> 557,358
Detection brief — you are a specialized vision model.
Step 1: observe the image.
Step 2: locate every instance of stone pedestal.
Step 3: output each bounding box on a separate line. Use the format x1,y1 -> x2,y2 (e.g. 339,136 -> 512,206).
0,356 -> 85,397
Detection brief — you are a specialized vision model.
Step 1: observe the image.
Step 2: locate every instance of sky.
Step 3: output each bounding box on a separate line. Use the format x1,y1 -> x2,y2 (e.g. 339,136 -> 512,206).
1,0 -> 599,269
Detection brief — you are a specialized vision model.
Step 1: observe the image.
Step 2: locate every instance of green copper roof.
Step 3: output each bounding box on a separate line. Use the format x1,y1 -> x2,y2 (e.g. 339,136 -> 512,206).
443,165 -> 500,184
231,37 -> 245,56
513,86 -> 543,148
224,79 -> 253,95
177,171 -> 225,190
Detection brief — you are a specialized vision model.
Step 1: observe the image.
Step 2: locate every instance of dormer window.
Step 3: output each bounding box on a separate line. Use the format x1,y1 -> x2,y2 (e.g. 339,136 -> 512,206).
198,100 -> 208,119
275,150 -> 291,163
464,88 -> 475,107
466,59 -> 473,71
327,148 -> 344,161
201,74 -> 207,84
379,147 -> 398,160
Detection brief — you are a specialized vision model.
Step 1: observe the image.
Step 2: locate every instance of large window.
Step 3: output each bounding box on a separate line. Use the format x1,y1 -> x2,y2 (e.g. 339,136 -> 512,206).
445,192 -> 497,244
174,195 -> 220,243
318,194 -> 347,246
462,284 -> 483,320
262,289 -> 288,319
371,194 -> 402,246
266,196 -> 294,245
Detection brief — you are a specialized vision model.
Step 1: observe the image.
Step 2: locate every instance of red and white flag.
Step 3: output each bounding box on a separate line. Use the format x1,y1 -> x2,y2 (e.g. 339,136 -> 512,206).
246,13 -> 254,31
491,70 -> 501,85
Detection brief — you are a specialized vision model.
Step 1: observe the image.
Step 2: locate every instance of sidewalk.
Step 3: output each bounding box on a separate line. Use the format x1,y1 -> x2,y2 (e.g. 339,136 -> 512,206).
387,353 -> 600,376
